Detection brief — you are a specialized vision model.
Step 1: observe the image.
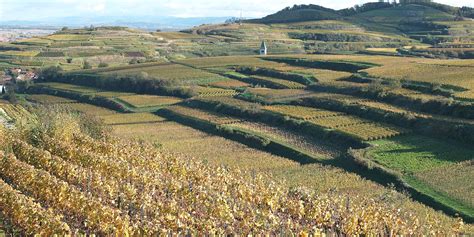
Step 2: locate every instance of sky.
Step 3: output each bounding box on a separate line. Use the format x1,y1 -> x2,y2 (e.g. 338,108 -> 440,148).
1,0 -> 474,21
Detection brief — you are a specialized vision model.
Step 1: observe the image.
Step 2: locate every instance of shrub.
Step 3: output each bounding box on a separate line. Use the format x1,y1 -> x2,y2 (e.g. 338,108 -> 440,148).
83,60 -> 92,69
98,62 -> 109,68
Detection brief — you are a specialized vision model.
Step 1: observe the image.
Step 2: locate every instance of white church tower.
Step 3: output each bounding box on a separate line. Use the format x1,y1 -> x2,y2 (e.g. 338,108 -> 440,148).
259,41 -> 267,55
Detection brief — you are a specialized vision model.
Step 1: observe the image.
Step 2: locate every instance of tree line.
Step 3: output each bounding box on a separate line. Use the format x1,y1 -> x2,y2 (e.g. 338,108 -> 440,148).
36,66 -> 195,98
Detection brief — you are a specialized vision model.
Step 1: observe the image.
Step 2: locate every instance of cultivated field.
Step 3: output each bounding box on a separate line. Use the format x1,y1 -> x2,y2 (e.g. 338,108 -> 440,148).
368,135 -> 474,216
116,95 -> 182,108
101,63 -> 228,85
20,53 -> 474,223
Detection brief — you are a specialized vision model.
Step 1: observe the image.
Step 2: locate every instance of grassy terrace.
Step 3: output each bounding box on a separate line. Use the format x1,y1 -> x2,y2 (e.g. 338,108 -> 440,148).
368,135 -> 474,218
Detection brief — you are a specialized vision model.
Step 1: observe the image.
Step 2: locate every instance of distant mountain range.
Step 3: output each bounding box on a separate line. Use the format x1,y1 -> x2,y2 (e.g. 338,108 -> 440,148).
0,16 -> 232,31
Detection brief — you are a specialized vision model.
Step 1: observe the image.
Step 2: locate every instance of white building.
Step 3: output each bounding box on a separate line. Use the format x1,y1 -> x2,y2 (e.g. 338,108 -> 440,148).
259,41 -> 267,55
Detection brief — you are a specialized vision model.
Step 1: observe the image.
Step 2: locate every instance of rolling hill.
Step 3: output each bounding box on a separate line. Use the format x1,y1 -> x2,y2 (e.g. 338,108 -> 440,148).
183,1 -> 474,57
248,5 -> 341,23
1,0 -> 474,72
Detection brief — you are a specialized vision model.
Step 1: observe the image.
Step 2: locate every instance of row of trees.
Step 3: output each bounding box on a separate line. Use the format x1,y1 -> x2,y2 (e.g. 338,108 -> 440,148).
339,2 -> 393,16
289,32 -> 397,42
399,48 -> 474,59
36,66 -> 194,98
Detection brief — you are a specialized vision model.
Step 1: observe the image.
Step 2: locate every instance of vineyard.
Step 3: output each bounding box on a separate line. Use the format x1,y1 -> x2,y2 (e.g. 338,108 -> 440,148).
226,121 -> 340,158
5,50 -> 473,226
179,56 -> 299,71
40,82 -> 101,94
245,75 -> 306,89
192,86 -> 238,97
116,95 -> 182,108
165,105 -> 244,125
2,21 -> 474,233
27,94 -> 76,104
199,96 -> 262,110
263,104 -> 408,141
368,135 -> 474,216
0,50 -> 39,57
246,88 -> 315,102
0,106 -> 470,235
415,161 -> 474,209
67,103 -> 118,116
308,115 -> 370,129
337,123 -> 408,141
209,79 -> 250,89
264,105 -> 343,120
100,112 -> 167,125
0,103 -> 32,126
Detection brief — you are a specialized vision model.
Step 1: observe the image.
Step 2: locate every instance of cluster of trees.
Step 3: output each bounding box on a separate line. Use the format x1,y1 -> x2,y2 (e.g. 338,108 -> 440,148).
338,2 -> 393,16
306,42 -> 373,53
83,61 -> 92,69
397,0 -> 474,18
459,7 -> 474,18
2,85 -> 17,103
403,1 -> 457,15
80,60 -> 108,69
0,45 -> 23,51
236,66 -> 316,85
30,86 -> 130,112
264,57 -> 378,73
279,4 -> 337,13
399,48 -> 474,59
251,4 -> 340,23
225,17 -> 241,24
338,0 -> 474,18
289,32 -> 396,42
36,66 -> 194,98
400,21 -> 448,32
129,58 -> 147,64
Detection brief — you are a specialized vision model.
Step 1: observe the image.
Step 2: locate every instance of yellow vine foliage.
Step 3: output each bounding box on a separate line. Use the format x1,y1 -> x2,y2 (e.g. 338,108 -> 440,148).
0,172 -> 71,235
0,108 -> 470,235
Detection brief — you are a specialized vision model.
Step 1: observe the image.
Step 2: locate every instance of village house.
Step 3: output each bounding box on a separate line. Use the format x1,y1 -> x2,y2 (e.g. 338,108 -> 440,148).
16,71 -> 37,81
0,67 -> 37,95
10,68 -> 21,75
8,68 -> 37,81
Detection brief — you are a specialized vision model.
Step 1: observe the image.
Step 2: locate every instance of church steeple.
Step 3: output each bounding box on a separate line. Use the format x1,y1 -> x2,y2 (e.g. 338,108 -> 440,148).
259,41 -> 267,55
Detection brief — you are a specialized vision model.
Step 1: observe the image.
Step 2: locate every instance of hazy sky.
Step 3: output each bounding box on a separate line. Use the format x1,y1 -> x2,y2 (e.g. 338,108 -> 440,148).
1,0 -> 474,21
